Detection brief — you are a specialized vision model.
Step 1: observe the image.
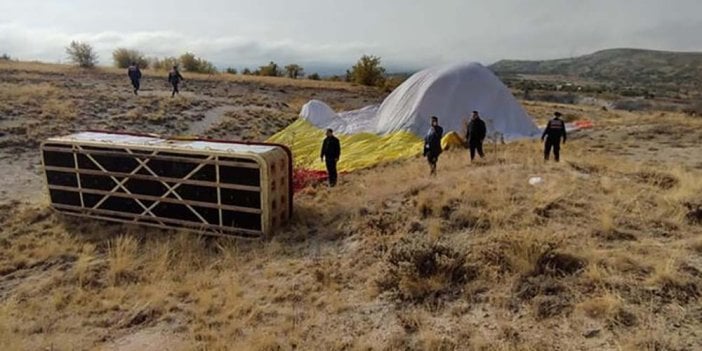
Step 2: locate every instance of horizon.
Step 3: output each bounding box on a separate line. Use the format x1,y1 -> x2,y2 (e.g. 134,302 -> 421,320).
5,46 -> 702,76
2,0 -> 701,75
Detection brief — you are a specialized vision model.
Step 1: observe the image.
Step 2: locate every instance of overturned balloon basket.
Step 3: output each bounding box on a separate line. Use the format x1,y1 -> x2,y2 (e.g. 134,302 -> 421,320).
40,131 -> 299,239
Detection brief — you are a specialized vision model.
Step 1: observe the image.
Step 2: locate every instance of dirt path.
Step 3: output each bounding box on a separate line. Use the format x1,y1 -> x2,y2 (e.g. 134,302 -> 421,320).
0,89 -> 287,206
187,105 -> 241,136
0,155 -> 44,205
137,89 -> 238,105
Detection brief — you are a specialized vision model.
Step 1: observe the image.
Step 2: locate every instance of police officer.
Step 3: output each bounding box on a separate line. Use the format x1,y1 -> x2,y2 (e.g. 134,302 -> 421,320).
466,110 -> 487,161
320,129 -> 341,187
127,62 -> 142,95
168,66 -> 184,97
424,116 -> 444,176
542,112 -> 567,161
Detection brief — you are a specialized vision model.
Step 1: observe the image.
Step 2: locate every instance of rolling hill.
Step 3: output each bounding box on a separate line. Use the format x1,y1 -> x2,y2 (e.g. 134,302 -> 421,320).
490,48 -> 702,89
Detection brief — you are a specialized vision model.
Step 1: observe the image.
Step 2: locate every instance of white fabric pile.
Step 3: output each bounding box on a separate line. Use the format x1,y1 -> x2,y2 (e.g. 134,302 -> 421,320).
300,62 -> 541,141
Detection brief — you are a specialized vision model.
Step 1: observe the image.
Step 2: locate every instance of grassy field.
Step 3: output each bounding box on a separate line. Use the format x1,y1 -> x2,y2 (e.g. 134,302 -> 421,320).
0,61 -> 701,350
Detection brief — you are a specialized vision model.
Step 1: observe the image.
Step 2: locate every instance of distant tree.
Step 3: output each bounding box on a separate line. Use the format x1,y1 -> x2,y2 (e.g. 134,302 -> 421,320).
242,68 -> 252,75
0,53 -> 10,61
197,60 -> 218,74
150,57 -> 179,71
258,61 -> 281,77
179,52 -> 198,71
66,41 -> 98,68
225,67 -> 238,75
348,55 -> 386,87
179,52 -> 217,73
382,75 -> 408,92
284,64 -> 304,79
112,48 -> 149,69
307,73 -> 321,81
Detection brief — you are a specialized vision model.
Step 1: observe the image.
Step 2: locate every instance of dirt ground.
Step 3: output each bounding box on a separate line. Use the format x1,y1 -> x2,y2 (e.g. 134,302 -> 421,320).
0,62 -> 381,205
1,62 -> 701,351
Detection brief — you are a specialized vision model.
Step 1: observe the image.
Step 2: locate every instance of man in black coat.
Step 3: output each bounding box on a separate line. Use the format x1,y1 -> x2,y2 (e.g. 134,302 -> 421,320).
542,111 -> 567,161
127,62 -> 142,95
466,110 -> 487,161
168,66 -> 184,97
423,116 -> 444,176
320,129 -> 341,187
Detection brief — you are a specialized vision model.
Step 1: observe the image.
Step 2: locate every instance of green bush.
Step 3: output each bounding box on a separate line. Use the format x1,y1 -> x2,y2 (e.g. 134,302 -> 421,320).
258,61 -> 281,77
179,52 -> 217,74
382,75 -> 408,92
225,67 -> 238,75
150,57 -> 179,71
66,41 -> 98,68
284,64 -> 304,79
112,48 -> 149,69
242,68 -> 252,75
348,55 -> 386,87
0,53 -> 10,61
307,73 -> 321,81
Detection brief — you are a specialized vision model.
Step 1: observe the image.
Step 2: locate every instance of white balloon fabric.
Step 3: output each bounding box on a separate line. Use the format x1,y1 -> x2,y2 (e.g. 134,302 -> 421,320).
300,62 -> 541,141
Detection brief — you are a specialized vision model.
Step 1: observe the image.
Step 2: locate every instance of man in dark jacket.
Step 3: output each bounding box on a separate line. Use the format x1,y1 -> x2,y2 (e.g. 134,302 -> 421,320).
466,110 -> 487,161
542,111 -> 567,161
127,62 -> 142,95
320,129 -> 341,187
423,116 -> 444,176
168,66 -> 184,97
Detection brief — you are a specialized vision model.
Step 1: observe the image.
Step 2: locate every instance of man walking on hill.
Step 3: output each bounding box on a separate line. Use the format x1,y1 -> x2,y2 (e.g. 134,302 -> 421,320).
466,110 -> 487,161
127,62 -> 142,95
542,111 -> 567,162
321,129 -> 341,187
168,66 -> 184,97
424,116 -> 444,176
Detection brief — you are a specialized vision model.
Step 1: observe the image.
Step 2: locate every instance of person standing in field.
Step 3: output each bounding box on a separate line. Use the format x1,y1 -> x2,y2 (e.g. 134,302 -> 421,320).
168,66 -> 184,97
320,129 -> 341,187
424,116 -> 444,176
127,62 -> 142,95
542,111 -> 567,161
466,110 -> 487,161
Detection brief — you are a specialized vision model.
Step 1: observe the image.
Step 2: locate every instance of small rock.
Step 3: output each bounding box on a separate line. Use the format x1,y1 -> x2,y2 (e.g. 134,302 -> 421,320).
583,329 -> 600,338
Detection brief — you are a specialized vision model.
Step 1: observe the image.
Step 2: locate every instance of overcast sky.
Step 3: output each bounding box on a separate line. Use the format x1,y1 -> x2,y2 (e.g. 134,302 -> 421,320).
1,0 -> 701,73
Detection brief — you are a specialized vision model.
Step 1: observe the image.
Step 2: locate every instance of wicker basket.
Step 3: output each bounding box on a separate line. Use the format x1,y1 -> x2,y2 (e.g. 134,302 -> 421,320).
41,131 -> 293,238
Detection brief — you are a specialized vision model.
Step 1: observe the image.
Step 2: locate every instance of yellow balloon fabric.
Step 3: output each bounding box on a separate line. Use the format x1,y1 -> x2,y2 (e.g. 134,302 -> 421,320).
267,120 -> 466,172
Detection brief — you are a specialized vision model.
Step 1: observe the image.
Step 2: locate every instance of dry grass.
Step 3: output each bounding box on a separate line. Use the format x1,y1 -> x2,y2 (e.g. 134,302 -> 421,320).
0,59 -> 367,91
1,63 -> 701,350
0,82 -> 75,120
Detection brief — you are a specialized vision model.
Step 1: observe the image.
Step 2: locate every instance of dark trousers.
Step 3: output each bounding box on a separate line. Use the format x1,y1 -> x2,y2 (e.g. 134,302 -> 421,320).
469,140 -> 485,160
544,138 -> 561,161
131,79 -> 140,94
171,82 -> 180,97
426,153 -> 439,175
325,159 -> 338,186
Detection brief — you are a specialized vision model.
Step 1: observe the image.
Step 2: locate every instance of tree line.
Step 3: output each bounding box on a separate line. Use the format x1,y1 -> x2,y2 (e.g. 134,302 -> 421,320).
65,41 -> 393,87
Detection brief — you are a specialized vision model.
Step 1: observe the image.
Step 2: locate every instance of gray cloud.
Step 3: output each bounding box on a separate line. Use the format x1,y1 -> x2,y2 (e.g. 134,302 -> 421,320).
0,23 -> 376,73
1,0 -> 700,73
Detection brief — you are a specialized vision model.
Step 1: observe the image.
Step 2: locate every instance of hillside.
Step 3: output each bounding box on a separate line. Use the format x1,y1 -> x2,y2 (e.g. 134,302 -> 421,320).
490,48 -> 702,89
1,62 -> 702,350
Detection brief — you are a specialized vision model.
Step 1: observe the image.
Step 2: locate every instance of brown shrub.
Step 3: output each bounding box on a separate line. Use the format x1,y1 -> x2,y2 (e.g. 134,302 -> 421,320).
631,171 -> 679,190
377,235 -> 477,303
684,202 -> 702,225
533,251 -> 587,277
